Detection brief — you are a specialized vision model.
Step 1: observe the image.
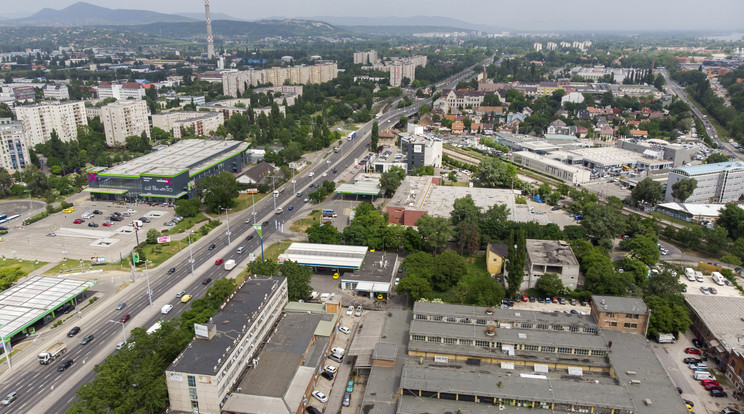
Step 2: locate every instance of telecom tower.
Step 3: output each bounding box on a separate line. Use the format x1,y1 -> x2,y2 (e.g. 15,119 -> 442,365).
204,0 -> 215,59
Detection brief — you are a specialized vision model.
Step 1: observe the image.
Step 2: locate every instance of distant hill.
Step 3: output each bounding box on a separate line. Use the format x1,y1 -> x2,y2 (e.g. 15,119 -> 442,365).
177,12 -> 246,22
124,19 -> 341,42
306,15 -> 509,33
12,2 -> 195,26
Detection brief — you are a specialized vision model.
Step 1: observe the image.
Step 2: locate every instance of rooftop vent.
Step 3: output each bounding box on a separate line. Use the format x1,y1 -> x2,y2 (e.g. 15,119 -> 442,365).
486,308 -> 494,315
486,326 -> 496,337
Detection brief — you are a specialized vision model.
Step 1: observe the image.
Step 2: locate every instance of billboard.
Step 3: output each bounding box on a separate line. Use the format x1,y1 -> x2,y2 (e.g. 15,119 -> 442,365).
157,235 -> 171,243
246,188 -> 258,194
90,256 -> 106,264
194,323 -> 209,338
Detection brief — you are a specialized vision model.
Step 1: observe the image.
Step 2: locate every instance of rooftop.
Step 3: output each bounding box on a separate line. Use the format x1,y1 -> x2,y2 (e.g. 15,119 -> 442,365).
421,186 -> 517,221
347,251 -> 398,284
685,295 -> 744,354
592,295 -> 648,315
413,302 -> 599,329
278,242 -> 368,270
335,180 -> 381,196
0,275 -> 97,341
671,161 -> 744,176
526,239 -> 579,267
387,176 -> 435,210
96,139 -> 249,178
167,276 -> 283,375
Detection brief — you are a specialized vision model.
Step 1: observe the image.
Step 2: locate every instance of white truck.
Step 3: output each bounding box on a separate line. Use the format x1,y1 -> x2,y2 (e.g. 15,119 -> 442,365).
684,268 -> 696,282
38,342 -> 66,365
224,259 -> 236,271
146,321 -> 162,335
711,272 -> 725,286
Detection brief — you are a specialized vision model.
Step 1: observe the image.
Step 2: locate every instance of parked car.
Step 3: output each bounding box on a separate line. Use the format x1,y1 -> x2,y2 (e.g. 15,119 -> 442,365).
311,391 -> 328,403
325,365 -> 337,374
73,219 -> 84,224
57,359 -> 74,372
116,341 -> 127,350
701,379 -> 719,387
67,327 -> 81,337
138,217 -> 150,223
80,334 -> 94,345
346,305 -> 354,316
684,357 -> 702,364
346,380 -> 354,393
722,408 -> 741,414
102,221 -> 112,227
711,389 -> 728,398
331,347 -> 345,356
692,338 -> 703,348
46,232 -> 56,237
705,384 -> 723,391
339,326 -> 350,335
355,305 -> 363,316
685,347 -> 702,354
306,406 -> 321,414
709,287 -> 718,294
328,353 -> 343,363
320,371 -> 334,380
92,210 -> 102,215
87,222 -> 98,228
343,392 -> 351,407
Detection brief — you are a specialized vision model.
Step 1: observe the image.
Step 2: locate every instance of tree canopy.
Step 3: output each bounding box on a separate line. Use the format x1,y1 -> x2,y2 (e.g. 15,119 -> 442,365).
197,171 -> 239,212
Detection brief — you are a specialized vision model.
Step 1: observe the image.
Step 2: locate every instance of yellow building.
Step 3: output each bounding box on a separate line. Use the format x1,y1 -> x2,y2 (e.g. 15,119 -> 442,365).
486,243 -> 508,275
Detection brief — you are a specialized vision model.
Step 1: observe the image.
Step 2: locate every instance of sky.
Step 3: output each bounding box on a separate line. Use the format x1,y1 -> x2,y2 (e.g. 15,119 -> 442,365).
3,0 -> 744,31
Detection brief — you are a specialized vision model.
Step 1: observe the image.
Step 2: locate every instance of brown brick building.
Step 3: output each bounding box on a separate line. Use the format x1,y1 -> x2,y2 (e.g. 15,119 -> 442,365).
591,295 -> 649,334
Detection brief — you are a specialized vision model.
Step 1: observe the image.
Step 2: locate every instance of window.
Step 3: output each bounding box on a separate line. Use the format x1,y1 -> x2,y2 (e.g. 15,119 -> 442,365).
569,325 -> 579,332
443,337 -> 458,344
557,347 -> 572,354
575,348 -> 589,355
189,388 -> 198,399
187,375 -> 196,387
542,346 -> 555,353
460,339 -> 473,346
445,317 -> 457,323
592,350 -> 607,356
190,401 -> 199,410
475,340 -> 491,347
551,324 -> 563,331
608,322 -> 618,327
624,323 -> 638,329
583,327 -> 598,334
428,336 -> 442,343
476,319 -> 487,325
537,324 -> 548,330
606,312 -> 615,317
523,344 -> 539,351
415,314 -> 427,320
521,322 -> 533,329
432,315 -> 443,321
411,334 -> 426,342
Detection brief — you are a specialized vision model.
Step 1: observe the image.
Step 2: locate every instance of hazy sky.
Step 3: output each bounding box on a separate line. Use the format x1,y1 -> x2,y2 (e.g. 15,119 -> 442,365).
4,0 -> 744,31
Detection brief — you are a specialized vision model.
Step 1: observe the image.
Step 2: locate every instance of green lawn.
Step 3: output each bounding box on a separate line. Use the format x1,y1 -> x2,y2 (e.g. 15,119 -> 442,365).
232,192 -> 268,213
263,241 -> 294,261
165,213 -> 208,235
43,259 -> 128,276
650,211 -> 698,229
289,210 -> 322,233
0,258 -> 48,274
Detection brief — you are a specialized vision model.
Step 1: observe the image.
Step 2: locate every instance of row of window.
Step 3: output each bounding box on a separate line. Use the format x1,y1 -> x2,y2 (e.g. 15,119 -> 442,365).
606,322 -> 638,329
604,312 -> 641,319
415,314 -> 598,334
410,334 -> 606,357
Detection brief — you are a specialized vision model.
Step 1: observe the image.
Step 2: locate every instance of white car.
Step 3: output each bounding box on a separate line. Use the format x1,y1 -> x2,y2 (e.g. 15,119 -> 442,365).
355,305 -> 363,317
325,365 -> 337,374
331,347 -> 345,356
116,341 -> 127,350
346,305 -> 354,316
309,172 -> 315,177
322,172 -> 328,177
311,390 -> 328,403
339,326 -> 350,335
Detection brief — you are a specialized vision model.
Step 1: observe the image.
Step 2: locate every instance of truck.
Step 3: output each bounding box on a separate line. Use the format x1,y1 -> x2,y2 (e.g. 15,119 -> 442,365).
38,342 -> 66,365
224,259 -> 236,271
684,268 -> 696,281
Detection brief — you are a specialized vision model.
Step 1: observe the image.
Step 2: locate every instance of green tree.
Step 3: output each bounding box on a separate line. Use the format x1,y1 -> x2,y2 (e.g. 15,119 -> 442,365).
706,152 -> 731,164
125,132 -> 152,153
717,203 -> 744,238
643,267 -> 685,298
621,234 -> 660,266
370,121 -> 379,151
174,198 -> 201,218
395,274 -> 432,301
0,266 -> 25,291
450,195 -> 481,226
534,273 -> 564,297
432,250 -> 467,291
631,177 -> 664,205
581,203 -> 625,249
416,215 -> 453,253
0,167 -> 11,196
146,228 -> 160,244
645,295 -> 691,340
249,258 -> 279,276
306,222 -> 341,244
456,220 -> 480,255
197,171 -> 239,212
279,259 -> 313,301
671,178 -> 697,203
380,166 -> 406,196
401,251 -> 436,281
505,229 -> 526,296
475,157 -> 517,188
399,116 -> 408,128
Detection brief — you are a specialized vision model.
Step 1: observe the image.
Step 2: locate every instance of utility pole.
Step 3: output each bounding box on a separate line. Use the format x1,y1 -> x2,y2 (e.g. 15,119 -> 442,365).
222,208 -> 232,246
145,260 -> 152,309
187,231 -> 195,278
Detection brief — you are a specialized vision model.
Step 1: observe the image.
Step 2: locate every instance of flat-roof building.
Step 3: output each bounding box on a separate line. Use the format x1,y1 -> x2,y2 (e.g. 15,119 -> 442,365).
100,100 -> 150,147
165,276 -> 287,414
15,101 -> 87,146
0,118 -> 30,172
665,161 -> 744,203
172,112 -> 224,139
341,251 -> 399,299
521,239 -> 580,291
591,295 -> 649,334
278,242 -> 369,270
513,151 -> 591,185
84,139 -> 250,203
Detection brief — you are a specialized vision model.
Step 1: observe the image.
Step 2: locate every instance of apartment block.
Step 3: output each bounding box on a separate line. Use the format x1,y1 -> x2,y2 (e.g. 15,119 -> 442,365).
152,111 -> 203,132
172,112 -> 224,139
0,118 -> 29,172
165,276 -> 288,414
222,63 -> 337,97
354,50 -> 378,65
15,101 -> 87,147
100,100 -> 150,147
362,56 -> 427,87
42,84 -> 70,101
96,82 -> 122,100
665,161 -> 744,203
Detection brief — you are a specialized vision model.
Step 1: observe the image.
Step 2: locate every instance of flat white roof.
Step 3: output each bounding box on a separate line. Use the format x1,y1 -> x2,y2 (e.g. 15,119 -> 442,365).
0,275 -> 96,340
278,243 -> 368,269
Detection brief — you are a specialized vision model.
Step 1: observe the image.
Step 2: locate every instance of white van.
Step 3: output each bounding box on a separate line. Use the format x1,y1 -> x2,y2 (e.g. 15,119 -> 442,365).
161,304 -> 173,314
693,370 -> 714,381
711,272 -> 725,286
237,246 -> 245,254
684,268 -> 695,281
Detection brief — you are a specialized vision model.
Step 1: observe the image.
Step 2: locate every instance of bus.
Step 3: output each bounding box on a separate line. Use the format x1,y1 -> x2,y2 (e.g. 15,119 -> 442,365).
348,131 -> 356,141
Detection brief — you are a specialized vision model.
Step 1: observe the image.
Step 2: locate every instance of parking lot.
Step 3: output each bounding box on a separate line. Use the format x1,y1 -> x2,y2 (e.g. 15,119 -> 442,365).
682,274 -> 741,298
310,312 -> 358,412
1,199 -> 177,263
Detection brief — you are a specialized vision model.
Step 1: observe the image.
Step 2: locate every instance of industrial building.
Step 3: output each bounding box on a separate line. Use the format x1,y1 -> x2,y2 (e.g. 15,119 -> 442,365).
221,302 -> 341,414
341,251 -> 399,300
84,139 -> 251,203
521,239 -> 580,291
165,276 -> 288,414
616,139 -> 697,167
0,118 -> 29,172
665,161 -> 744,203
100,100 -> 151,147
399,134 -> 443,171
512,151 -> 591,185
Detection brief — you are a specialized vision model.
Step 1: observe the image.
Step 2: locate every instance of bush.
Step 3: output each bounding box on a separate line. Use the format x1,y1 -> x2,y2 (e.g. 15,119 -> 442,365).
721,254 -> 742,266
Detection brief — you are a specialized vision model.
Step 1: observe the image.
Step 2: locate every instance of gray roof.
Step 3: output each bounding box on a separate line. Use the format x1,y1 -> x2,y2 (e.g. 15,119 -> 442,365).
241,161 -> 276,183
373,342 -> 398,361
592,295 -> 648,315
526,239 -> 579,266
685,295 -> 744,353
348,252 -> 398,284
167,276 -> 283,375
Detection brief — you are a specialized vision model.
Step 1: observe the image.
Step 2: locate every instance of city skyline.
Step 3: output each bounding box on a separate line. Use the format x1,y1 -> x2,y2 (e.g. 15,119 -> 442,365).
2,0 -> 744,31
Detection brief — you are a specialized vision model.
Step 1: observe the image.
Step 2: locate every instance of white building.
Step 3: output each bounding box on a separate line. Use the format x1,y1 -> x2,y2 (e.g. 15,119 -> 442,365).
354,50 -> 378,65
561,91 -> 585,106
15,101 -> 87,147
533,43 -> 543,51
665,161 -> 744,203
42,84 -> 70,101
96,82 -> 122,100
222,63 -> 337,98
100,100 -> 150,147
172,112 -> 224,139
512,151 -> 592,185
0,118 -> 30,172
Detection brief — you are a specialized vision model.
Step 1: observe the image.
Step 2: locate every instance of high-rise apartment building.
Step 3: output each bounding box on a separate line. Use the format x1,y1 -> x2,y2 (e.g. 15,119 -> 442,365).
42,84 -> 70,101
0,118 -> 29,172
100,100 -> 151,147
15,101 -> 87,147
354,50 -> 378,65
222,62 -> 337,97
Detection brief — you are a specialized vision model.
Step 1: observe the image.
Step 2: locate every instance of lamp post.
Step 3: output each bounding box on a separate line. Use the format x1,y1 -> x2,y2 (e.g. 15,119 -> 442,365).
144,260 -> 153,309
107,320 -> 127,344
251,191 -> 257,224
187,231 -> 195,278
221,207 -> 231,246
292,179 -> 296,195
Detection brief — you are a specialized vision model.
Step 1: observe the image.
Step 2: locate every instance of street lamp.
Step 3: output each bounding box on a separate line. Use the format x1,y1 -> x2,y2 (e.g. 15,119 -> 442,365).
292,179 -> 296,195
221,207 -> 232,246
107,319 -> 127,344
187,231 -> 195,278
144,260 -> 153,309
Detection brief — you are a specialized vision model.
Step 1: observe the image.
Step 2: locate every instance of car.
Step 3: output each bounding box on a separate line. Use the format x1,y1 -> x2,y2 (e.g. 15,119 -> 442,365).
102,221 -> 112,227
395,277 -> 400,286
331,347 -> 345,356
684,357 -> 702,364
580,300 -> 587,306
692,338 -> 703,348
725,279 -> 733,286
676,386 -> 683,394
309,171 -> 315,177
685,347 -> 702,354
1,392 -> 17,405
711,389 -> 728,398
306,406 -> 321,414
116,302 -> 126,310
215,258 -> 224,266
705,384 -> 723,391
262,221 -> 269,226
522,295 -> 529,302
529,296 -> 536,302
343,392 -> 351,407
700,286 -> 710,294
181,294 -> 192,303
723,408 -> 741,414
303,198 -> 309,203
320,371 -> 334,380
689,362 -> 707,370
92,210 -> 102,215
120,314 -> 130,323
559,297 -> 566,305
73,219 -> 84,224
88,222 -> 98,227
138,217 -> 151,223
110,215 -> 122,221
62,208 -> 74,213
202,278 -> 212,285
339,326 -> 350,335
208,243 -> 216,250
80,334 -> 94,345
709,287 -> 718,294
167,267 -> 176,275
355,305 -> 362,317
57,359 -> 74,372
288,205 -> 294,211
176,290 -> 186,298
313,183 -> 320,188
552,297 -> 558,304
322,172 -> 328,177
115,341 -> 127,350
570,309 -> 579,314
46,232 -> 56,237
325,365 -> 337,374
67,326 -> 81,337
346,305 -> 354,316
311,390 -> 328,403
246,235 -> 254,241
346,380 -> 354,393
701,379 -> 719,386
328,353 -> 343,363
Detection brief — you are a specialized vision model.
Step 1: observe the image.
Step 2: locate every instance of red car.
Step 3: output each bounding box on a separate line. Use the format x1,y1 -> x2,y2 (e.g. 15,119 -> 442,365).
119,314 -> 130,323
215,258 -> 223,266
73,219 -> 84,224
700,379 -> 719,387
685,347 -> 702,355
102,221 -> 112,227
705,384 -> 723,391
522,295 -> 529,302
551,297 -> 558,304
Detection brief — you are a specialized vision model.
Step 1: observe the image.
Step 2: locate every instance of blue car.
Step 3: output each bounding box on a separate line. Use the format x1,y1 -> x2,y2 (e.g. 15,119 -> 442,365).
288,205 -> 294,211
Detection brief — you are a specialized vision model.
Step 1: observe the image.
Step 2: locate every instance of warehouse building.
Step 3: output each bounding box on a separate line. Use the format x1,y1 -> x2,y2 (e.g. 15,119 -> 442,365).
512,151 -> 591,185
84,139 -> 250,203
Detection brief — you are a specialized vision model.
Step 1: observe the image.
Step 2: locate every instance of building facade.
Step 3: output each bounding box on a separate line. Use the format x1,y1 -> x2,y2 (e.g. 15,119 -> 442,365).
0,118 -> 29,172
400,135 -> 443,171
15,101 -> 87,147
513,151 -> 592,185
591,295 -> 649,334
665,161 -> 744,203
172,112 -> 224,139
353,50 -> 378,65
522,239 -> 580,291
222,62 -> 337,97
100,100 -> 151,147
42,84 -> 70,100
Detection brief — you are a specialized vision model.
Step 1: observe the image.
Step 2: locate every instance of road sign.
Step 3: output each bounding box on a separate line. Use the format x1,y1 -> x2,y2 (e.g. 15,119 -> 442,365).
253,224 -> 262,239
133,252 -> 140,263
